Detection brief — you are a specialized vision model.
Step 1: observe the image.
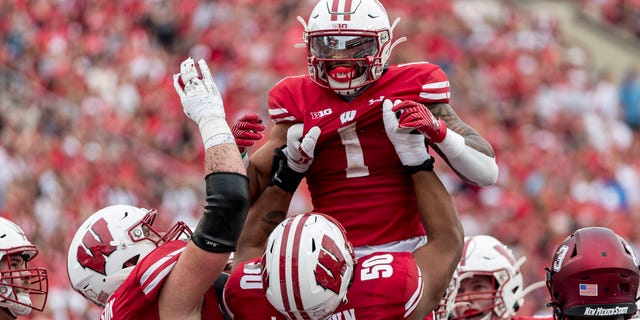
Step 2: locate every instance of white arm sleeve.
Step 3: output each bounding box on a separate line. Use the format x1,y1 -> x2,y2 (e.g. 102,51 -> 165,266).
435,128 -> 499,186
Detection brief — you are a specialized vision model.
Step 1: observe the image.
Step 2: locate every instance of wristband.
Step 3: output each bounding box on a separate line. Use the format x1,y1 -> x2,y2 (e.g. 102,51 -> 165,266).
269,146 -> 305,194
404,156 -> 435,175
199,118 -> 236,149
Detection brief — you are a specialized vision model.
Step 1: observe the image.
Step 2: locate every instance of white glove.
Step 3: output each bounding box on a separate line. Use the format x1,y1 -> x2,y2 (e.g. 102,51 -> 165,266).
173,57 -> 234,149
382,99 -> 429,166
283,123 -> 321,173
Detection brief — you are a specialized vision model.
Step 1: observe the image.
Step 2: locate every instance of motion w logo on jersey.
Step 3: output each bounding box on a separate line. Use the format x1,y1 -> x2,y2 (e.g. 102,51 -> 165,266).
340,110 -> 356,124
76,218 -> 117,275
315,235 -> 348,293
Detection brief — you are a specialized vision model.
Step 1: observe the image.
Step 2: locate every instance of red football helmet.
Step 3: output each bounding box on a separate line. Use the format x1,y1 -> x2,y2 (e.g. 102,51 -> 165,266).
547,227 -> 639,320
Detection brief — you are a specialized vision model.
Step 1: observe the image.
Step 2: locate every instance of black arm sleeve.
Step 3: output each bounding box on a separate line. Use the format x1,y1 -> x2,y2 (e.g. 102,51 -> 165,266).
191,172 -> 250,253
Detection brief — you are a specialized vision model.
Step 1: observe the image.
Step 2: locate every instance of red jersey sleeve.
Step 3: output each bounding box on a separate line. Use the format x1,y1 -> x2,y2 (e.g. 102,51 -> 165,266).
391,62 -> 451,105
267,75 -> 308,124
101,241 -> 224,320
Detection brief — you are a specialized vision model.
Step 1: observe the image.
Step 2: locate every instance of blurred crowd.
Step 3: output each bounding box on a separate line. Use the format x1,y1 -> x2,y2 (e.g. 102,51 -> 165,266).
578,0 -> 640,38
1,0 -> 639,318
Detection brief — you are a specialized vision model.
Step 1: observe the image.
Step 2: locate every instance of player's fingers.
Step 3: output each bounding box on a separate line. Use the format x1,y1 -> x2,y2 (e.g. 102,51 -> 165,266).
287,123 -> 304,143
399,119 -> 422,129
236,130 -> 263,140
236,138 -> 259,148
300,126 -> 321,155
382,99 -> 394,112
198,59 -> 217,94
172,74 -> 186,99
240,113 -> 262,122
239,121 -> 266,132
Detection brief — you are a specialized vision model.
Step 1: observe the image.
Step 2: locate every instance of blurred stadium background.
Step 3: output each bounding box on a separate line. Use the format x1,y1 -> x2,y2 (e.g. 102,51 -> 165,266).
1,0 -> 639,318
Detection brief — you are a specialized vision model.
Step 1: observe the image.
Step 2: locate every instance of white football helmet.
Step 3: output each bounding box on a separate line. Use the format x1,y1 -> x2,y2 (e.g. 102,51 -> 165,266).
435,270 -> 463,320
452,235 -> 525,320
0,217 -> 48,317
67,204 -> 191,306
262,213 -> 355,320
298,0 -> 406,96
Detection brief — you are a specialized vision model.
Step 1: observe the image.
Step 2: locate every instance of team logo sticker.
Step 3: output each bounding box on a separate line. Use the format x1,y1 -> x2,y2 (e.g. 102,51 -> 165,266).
553,245 -> 569,272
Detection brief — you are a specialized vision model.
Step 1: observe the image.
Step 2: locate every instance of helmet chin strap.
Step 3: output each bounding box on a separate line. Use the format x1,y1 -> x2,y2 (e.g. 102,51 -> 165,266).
0,284 -> 33,317
8,293 -> 32,317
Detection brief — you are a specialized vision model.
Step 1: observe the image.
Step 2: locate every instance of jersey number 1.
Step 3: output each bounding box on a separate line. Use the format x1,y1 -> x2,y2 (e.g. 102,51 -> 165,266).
337,123 -> 370,178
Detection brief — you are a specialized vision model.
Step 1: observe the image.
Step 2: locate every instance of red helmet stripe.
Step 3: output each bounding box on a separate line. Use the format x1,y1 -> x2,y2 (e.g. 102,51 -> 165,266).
291,214 -> 311,313
329,0 -> 353,22
459,237 -> 473,267
343,0 -> 352,21
493,244 -> 516,266
279,214 -> 314,317
330,0 -> 339,21
278,216 -> 295,312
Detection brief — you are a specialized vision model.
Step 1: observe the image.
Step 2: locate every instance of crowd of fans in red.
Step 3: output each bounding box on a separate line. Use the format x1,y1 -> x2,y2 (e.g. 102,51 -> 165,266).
578,0 -> 640,38
1,0 -> 639,318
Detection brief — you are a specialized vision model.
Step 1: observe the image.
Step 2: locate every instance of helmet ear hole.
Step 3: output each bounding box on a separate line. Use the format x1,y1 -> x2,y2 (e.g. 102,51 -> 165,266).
122,254 -> 140,269
570,246 -> 578,259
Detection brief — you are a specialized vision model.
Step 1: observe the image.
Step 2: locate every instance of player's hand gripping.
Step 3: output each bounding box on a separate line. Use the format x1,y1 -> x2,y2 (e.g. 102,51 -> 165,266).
392,100 -> 447,143
269,123 -> 321,193
382,99 -> 430,167
283,123 -> 321,173
173,57 -> 234,148
231,113 -> 266,154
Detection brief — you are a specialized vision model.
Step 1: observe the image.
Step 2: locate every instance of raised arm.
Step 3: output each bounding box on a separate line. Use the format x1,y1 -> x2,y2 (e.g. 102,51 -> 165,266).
393,101 -> 498,187
383,99 -> 464,320
408,168 -> 464,319
159,58 -> 249,319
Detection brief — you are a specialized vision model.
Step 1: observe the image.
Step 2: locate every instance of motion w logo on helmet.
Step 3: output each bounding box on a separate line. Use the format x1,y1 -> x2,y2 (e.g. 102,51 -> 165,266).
76,218 -> 117,275
315,235 -> 348,293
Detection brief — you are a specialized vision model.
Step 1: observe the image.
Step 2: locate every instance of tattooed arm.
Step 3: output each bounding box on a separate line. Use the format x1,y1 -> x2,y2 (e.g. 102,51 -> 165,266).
232,185 -> 290,270
427,103 -> 498,186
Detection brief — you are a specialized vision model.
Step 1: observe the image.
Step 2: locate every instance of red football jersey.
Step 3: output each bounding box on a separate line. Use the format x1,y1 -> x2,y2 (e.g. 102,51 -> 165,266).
268,62 -> 450,247
100,240 -> 224,320
224,251 -> 424,319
